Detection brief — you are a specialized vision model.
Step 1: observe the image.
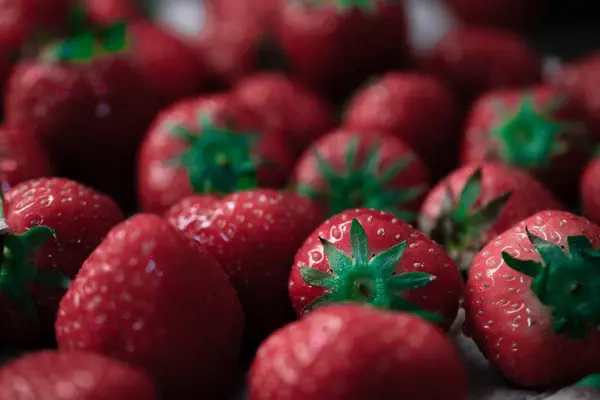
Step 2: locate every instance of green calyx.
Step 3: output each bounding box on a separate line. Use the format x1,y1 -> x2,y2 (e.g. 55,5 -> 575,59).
334,0 -> 376,12
576,374 -> 600,389
299,219 -> 441,323
171,114 -> 263,194
502,229 -> 600,338
491,96 -> 575,169
298,136 -> 425,221
421,168 -> 511,274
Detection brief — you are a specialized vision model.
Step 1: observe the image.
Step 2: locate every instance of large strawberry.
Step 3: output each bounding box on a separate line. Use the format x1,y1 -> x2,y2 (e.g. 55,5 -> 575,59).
294,128 -> 428,222
465,210 -> 600,387
166,189 -> 322,350
422,27 -> 542,104
580,149 -> 600,225
56,213 -> 244,398
289,208 -> 463,330
0,177 -> 122,347
138,94 -> 292,214
275,0 -> 409,100
0,350 -> 159,399
343,72 -> 458,177
249,305 -> 468,400
233,72 -> 335,158
443,0 -> 545,30
419,163 -> 563,273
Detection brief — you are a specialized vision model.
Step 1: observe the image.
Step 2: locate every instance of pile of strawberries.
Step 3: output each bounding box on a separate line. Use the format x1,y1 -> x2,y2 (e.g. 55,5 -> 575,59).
1,0 -> 600,399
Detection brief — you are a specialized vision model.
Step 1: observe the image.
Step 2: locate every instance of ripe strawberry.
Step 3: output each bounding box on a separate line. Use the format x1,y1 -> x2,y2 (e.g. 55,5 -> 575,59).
443,0 -> 545,30
56,213 -> 244,398
86,0 -> 141,24
422,27 -> 542,103
0,126 -> 55,188
138,94 -> 293,214
0,350 -> 159,399
465,210 -> 600,387
343,72 -> 458,177
167,189 -> 323,350
233,72 -> 335,158
460,85 -> 593,198
289,208 -> 463,330
164,194 -> 220,224
419,163 -> 563,273
580,150 -> 600,225
294,128 -> 429,222
249,305 -> 468,400
0,177 -> 123,347
275,0 -> 410,100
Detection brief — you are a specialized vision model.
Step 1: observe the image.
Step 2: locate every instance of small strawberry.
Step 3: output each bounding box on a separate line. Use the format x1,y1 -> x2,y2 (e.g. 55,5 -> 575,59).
0,350 -> 159,399
443,0 -> 545,30
275,0 -> 410,100
422,27 -> 541,104
294,128 -> 429,222
167,189 -> 323,350
580,149 -> 600,225
289,208 -> 463,330
137,94 -> 293,214
465,210 -> 600,387
419,163 -> 563,273
460,85 -> 593,198
233,72 -> 335,158
249,304 -> 468,400
0,177 -> 123,347
56,213 -> 244,398
343,72 -> 459,177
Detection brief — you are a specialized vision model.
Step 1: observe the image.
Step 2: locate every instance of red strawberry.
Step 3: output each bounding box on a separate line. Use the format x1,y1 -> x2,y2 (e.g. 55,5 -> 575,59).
55,213 -> 244,398
86,0 -> 141,24
138,94 -> 293,214
419,163 -> 563,273
289,208 -> 463,330
0,126 -> 55,188
0,177 -> 123,347
343,72 -> 459,177
233,72 -> 335,158
443,0 -> 545,30
0,350 -> 159,399
580,150 -> 600,225
164,194 -> 220,223
275,0 -> 410,100
422,27 -> 541,104
459,85 -> 593,199
249,304 -> 468,400
293,128 -> 429,222
465,210 -> 600,387
167,189 -> 323,350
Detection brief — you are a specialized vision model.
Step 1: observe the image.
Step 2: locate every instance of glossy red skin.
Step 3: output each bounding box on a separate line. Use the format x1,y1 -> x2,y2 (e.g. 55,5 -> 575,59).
289,209 -> 463,330
465,211 -> 600,387
1,177 -> 123,347
294,129 -> 430,214
460,85 -> 592,198
421,163 -> 563,247
422,27 -> 541,104
0,351 -> 159,400
138,94 -> 293,214
444,0 -> 545,30
276,2 -> 409,100
0,126 -> 55,188
164,194 -> 220,224
86,0 -> 141,24
56,214 -> 244,398
580,156 -> 600,225
344,72 -> 458,176
167,189 -> 323,350
233,72 -> 335,157
250,305 -> 468,400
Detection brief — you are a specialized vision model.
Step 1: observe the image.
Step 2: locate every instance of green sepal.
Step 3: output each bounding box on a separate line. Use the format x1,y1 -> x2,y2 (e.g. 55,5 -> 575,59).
454,168 -> 482,221
575,373 -> 600,389
334,0 -> 377,13
387,272 -> 435,291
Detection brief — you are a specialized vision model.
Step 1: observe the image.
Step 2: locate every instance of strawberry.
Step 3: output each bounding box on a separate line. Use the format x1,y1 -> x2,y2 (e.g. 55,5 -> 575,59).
138,94 -> 293,214
289,208 -> 463,330
464,210 -> 600,387
294,128 -> 429,222
167,189 -> 323,350
164,194 -> 220,223
0,350 -> 159,399
233,72 -> 335,158
86,0 -> 141,24
275,0 -> 410,100
55,213 -> 244,398
459,85 -> 593,199
419,163 -> 563,273
422,27 -> 542,104
0,177 -> 123,347
249,304 -> 468,400
0,126 -> 55,188
343,72 -> 459,177
580,149 -> 600,225
443,0 -> 545,30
